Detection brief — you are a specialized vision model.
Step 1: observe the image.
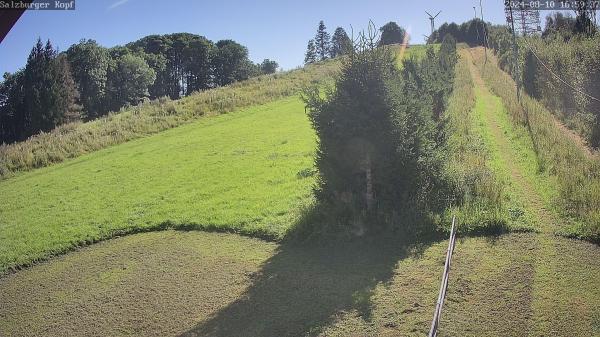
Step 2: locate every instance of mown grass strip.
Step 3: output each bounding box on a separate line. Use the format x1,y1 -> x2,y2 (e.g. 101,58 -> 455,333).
441,49 -> 534,235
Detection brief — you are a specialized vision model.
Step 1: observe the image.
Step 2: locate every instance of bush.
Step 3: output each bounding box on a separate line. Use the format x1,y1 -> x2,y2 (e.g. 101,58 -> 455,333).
488,31 -> 600,148
301,34 -> 457,238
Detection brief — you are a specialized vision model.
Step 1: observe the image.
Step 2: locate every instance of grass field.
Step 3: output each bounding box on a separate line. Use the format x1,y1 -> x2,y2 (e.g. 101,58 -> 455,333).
1,230 -> 598,336
0,60 -> 339,179
0,97 -> 316,273
393,44 -> 437,68
444,47 -> 516,234
1,45 -> 600,336
0,45 -> 433,274
467,57 -> 555,233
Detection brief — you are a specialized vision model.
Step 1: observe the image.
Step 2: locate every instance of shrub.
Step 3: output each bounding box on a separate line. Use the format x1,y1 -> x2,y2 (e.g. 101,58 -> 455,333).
488,32 -> 600,148
301,34 -> 456,238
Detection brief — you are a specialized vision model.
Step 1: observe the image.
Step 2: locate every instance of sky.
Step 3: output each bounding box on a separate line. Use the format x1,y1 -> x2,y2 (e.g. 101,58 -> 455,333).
0,0 -> 510,75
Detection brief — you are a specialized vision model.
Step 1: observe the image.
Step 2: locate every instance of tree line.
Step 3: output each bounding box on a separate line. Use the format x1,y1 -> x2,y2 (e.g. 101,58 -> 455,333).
0,33 -> 278,144
304,21 -> 407,64
427,18 -> 488,46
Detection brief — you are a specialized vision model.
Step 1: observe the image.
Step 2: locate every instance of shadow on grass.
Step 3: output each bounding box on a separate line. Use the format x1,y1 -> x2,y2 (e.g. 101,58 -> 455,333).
178,205 -> 437,337
176,201 -> 534,336
178,240 -> 423,337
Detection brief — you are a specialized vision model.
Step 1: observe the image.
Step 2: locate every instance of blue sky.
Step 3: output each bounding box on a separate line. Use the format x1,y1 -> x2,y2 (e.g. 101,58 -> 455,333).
1,0 -> 510,74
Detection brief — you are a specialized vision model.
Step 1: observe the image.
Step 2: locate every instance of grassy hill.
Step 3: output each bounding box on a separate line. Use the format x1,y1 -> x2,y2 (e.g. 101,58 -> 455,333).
1,45 -> 599,336
0,60 -> 339,179
0,97 -> 316,272
0,45 -> 432,274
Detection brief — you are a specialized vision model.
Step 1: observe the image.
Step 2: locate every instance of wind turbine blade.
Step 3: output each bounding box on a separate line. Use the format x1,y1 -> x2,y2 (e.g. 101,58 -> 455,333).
425,10 -> 432,17
434,11 -> 441,18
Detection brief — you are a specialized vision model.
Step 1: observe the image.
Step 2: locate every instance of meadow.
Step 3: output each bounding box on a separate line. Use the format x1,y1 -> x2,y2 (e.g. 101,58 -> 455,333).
0,97 -> 316,273
0,45 -> 435,273
2,224 -> 599,336
0,60 -> 339,179
443,47 -> 513,233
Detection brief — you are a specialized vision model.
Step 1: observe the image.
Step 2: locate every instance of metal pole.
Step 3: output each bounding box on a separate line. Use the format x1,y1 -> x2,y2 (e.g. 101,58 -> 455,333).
473,6 -> 481,44
508,5 -> 521,101
480,0 -> 487,64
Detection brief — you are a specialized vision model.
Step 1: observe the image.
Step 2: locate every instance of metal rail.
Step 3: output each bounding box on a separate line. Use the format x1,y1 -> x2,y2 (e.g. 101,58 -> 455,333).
428,215 -> 457,337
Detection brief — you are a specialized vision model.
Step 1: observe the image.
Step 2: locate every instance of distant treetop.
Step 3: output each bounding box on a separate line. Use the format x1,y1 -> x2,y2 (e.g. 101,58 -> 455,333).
379,22 -> 406,46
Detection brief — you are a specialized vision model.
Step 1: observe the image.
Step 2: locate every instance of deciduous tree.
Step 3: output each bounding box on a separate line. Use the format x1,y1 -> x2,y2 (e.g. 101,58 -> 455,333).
106,53 -> 156,110
211,40 -> 250,86
379,22 -> 406,45
260,59 -> 278,74
67,39 -> 110,120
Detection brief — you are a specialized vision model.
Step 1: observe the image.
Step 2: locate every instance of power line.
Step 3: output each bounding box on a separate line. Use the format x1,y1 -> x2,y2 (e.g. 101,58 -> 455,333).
521,38 -> 600,103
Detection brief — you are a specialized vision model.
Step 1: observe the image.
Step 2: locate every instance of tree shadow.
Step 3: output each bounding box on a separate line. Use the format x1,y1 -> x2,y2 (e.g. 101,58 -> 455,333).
178,218 -> 436,337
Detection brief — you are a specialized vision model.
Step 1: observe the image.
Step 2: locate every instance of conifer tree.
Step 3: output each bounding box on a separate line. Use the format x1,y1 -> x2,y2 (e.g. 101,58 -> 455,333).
303,33 -> 402,228
23,38 -> 80,136
0,71 -> 25,143
51,54 -> 81,124
330,27 -> 351,58
304,39 -> 317,64
23,38 -> 46,135
302,28 -> 455,235
314,21 -> 330,61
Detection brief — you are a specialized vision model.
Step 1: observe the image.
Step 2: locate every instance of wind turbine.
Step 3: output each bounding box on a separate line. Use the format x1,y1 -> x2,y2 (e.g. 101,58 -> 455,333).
425,10 -> 441,35
423,34 -> 430,44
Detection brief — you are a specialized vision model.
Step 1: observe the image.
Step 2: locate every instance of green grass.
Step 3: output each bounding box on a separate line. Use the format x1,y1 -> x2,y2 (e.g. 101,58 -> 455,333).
1,45 -> 600,337
0,44 -> 440,274
471,47 -> 600,242
2,230 -> 599,336
393,44 -> 437,68
0,45 -> 432,181
0,96 -> 316,273
464,48 -> 580,236
472,83 -> 556,226
461,49 -> 600,335
472,75 -> 556,227
443,49 -> 512,234
0,60 -> 339,179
